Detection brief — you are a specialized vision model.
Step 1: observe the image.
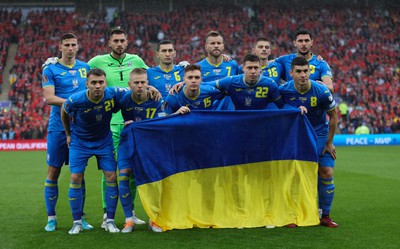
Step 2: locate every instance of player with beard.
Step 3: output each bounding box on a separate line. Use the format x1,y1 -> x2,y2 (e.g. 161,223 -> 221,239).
275,29 -> 334,93
196,30 -> 238,110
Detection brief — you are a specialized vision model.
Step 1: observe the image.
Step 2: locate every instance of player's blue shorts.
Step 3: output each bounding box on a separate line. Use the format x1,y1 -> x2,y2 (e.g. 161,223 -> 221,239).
117,126 -> 135,171
317,136 -> 335,167
69,134 -> 117,174
46,131 -> 69,167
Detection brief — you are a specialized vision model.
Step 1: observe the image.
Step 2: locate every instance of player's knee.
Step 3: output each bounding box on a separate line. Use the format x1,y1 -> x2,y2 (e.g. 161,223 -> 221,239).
47,166 -> 61,180
318,166 -> 333,178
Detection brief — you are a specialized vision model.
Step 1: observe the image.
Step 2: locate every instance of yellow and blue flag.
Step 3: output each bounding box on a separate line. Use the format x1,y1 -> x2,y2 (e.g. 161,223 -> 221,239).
126,109 -> 319,230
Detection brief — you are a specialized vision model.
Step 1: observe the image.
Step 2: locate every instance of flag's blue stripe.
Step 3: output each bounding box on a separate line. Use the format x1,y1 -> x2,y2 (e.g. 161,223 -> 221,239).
128,109 -> 318,185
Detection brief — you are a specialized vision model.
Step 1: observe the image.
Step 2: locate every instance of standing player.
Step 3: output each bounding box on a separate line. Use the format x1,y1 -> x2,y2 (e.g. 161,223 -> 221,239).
116,68 -> 166,233
238,38 -> 283,85
196,30 -> 238,110
42,33 -> 92,232
88,28 -> 147,226
61,69 -> 121,234
165,64 -> 224,114
205,54 -> 285,110
275,29 -> 334,93
279,57 -> 338,228
147,40 -> 185,98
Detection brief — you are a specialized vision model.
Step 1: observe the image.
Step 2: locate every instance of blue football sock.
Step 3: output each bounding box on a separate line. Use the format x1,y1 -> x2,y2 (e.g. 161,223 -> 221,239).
319,177 -> 335,216
119,173 -> 133,218
44,179 -> 58,216
81,178 -> 86,214
69,182 -> 83,221
129,174 -> 137,210
318,176 -> 323,210
106,181 -> 119,219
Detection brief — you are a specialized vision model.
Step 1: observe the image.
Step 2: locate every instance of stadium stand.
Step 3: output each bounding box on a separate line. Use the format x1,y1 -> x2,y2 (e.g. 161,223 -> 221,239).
0,4 -> 399,139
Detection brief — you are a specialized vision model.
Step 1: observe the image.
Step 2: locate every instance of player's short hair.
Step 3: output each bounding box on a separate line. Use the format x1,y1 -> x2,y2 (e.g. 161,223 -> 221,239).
184,64 -> 201,75
291,57 -> 309,69
293,29 -> 313,40
60,33 -> 77,43
205,30 -> 223,43
130,68 -> 147,76
242,53 -> 260,65
109,28 -> 127,37
254,38 -> 270,47
157,39 -> 174,51
87,68 -> 106,78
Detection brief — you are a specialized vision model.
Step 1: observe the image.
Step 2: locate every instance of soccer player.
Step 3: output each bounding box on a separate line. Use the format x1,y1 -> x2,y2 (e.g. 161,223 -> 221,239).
196,30 -> 238,110
88,28 -> 147,226
116,68 -> 166,233
204,53 -> 285,110
165,64 -> 224,114
279,57 -> 338,228
275,29 -> 334,93
238,38 -> 283,85
147,40 -> 185,98
42,33 -> 92,232
61,68 -> 121,234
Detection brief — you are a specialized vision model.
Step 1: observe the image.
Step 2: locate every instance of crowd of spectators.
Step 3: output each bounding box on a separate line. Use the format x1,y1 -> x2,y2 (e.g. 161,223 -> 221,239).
0,4 -> 399,140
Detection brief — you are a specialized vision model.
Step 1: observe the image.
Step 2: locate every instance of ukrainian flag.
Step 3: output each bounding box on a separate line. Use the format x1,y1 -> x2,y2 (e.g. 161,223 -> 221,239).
127,109 -> 319,231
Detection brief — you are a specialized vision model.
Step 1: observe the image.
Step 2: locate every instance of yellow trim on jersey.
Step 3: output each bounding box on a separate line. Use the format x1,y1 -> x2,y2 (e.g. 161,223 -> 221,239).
243,75 -> 262,88
86,90 -> 105,104
183,86 -> 201,100
206,57 -> 223,67
59,60 -> 76,69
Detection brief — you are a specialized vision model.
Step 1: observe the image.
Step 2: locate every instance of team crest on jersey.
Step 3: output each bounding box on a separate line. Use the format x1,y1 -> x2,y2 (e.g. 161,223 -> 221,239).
213,69 -> 221,75
165,83 -> 171,92
164,74 -> 172,80
94,105 -> 103,111
246,88 -> 255,93
127,62 -> 132,67
135,107 -> 144,112
96,114 -> 102,122
299,97 -> 308,103
69,70 -> 77,76
191,101 -> 201,108
72,79 -> 78,88
245,97 -> 252,106
135,117 -> 142,122
42,75 -> 48,83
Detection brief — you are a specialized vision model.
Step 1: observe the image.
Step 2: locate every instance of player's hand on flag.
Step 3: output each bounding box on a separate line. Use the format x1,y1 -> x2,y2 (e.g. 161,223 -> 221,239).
298,105 -> 308,115
42,57 -> 59,69
124,120 -> 134,126
175,106 -> 190,115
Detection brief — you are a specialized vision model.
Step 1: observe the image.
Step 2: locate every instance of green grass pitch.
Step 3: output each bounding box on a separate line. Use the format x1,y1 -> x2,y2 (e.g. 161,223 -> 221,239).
0,146 -> 399,249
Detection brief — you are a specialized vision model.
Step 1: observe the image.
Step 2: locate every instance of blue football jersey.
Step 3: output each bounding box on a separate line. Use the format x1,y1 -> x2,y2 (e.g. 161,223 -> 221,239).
117,90 -> 166,121
165,85 -> 224,114
209,75 -> 283,110
279,80 -> 336,136
238,61 -> 283,85
196,58 -> 238,110
63,87 -> 122,142
42,60 -> 89,131
196,58 -> 238,82
147,65 -> 184,98
275,53 -> 333,82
